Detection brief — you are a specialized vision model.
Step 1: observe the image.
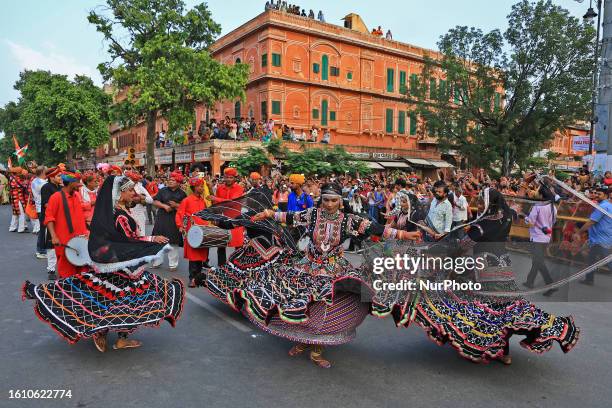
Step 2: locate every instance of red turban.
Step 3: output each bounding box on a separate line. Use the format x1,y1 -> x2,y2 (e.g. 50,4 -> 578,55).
189,177 -> 205,187
170,171 -> 184,183
109,165 -> 122,175
250,172 -> 261,180
46,167 -> 61,178
224,167 -> 238,177
125,171 -> 142,182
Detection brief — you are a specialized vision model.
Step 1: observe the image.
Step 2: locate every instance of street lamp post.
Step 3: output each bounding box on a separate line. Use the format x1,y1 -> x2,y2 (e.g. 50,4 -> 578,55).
583,0 -> 603,156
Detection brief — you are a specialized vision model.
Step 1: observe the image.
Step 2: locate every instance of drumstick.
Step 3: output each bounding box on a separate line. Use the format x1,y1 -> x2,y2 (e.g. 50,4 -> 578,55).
58,243 -> 80,256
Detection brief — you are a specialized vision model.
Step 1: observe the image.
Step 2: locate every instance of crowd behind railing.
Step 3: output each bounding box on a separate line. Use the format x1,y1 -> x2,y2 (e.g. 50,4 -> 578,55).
154,116 -> 333,148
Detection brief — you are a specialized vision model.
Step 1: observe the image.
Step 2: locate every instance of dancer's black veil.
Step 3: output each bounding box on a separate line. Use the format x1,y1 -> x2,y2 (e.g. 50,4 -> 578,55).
89,175 -> 166,268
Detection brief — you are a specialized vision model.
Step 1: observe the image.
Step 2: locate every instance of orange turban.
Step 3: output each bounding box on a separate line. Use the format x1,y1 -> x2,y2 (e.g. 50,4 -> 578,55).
250,172 -> 261,180
224,167 -> 238,177
289,174 -> 305,185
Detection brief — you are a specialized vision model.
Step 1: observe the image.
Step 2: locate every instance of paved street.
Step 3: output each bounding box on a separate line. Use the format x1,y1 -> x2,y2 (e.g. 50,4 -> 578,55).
1,204 -> 611,408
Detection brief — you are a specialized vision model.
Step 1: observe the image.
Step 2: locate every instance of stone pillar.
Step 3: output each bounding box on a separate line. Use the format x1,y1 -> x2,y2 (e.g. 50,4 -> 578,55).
210,146 -> 222,176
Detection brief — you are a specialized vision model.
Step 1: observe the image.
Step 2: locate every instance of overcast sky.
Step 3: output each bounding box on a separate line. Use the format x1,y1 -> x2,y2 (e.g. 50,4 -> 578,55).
0,0 -> 591,107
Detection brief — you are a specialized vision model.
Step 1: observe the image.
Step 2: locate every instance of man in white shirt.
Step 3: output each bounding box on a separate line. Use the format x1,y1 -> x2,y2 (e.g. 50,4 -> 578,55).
31,166 -> 47,256
451,185 -> 468,239
310,126 -> 318,142
321,129 -> 331,144
125,171 -> 154,236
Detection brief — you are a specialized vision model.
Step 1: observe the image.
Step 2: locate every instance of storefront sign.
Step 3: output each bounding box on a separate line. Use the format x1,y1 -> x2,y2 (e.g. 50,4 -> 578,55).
221,151 -> 246,160
175,152 -> 192,163
194,150 -> 211,161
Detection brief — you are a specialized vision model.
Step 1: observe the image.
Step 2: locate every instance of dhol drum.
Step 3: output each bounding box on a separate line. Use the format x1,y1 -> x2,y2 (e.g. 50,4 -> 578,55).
187,225 -> 231,248
64,235 -> 92,266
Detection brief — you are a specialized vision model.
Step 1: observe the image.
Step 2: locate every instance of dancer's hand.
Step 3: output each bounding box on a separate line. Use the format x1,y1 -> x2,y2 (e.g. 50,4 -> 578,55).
252,209 -> 273,221
153,236 -> 169,244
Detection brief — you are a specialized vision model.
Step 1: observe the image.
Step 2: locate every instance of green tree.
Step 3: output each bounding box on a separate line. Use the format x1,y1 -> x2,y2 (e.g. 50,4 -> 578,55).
233,147 -> 271,175
411,0 -> 594,176
89,0 -> 249,174
284,145 -> 371,177
0,70 -> 110,165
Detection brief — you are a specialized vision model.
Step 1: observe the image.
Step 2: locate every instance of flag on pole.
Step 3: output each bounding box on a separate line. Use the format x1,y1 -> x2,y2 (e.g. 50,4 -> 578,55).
12,135 -> 28,165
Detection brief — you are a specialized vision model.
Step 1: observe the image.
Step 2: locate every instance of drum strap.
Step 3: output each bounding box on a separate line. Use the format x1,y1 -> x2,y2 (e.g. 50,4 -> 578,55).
60,191 -> 74,234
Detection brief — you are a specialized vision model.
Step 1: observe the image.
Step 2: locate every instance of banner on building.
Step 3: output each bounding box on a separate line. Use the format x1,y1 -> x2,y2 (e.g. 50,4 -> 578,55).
572,135 -> 590,152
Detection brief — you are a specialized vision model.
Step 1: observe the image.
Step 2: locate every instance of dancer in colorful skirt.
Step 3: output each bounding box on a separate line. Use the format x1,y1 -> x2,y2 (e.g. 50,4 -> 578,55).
23,175 -> 185,352
198,182 -> 421,368
407,188 -> 579,365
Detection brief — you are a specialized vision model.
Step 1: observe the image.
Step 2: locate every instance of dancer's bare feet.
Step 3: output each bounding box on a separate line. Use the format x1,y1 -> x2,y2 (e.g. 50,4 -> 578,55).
113,337 -> 142,350
93,332 -> 107,353
288,343 -> 309,357
499,355 -> 512,365
310,346 -> 331,368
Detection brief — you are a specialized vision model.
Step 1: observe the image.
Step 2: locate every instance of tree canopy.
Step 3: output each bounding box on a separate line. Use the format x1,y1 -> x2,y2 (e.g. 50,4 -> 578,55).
410,0 -> 594,176
284,145 -> 372,177
89,0 -> 249,173
0,70 -> 110,165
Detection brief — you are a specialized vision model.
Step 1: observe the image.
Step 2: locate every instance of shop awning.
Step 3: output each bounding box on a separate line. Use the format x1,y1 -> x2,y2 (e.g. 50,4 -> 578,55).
428,160 -> 455,168
365,161 -> 385,170
378,161 -> 412,169
406,158 -> 434,167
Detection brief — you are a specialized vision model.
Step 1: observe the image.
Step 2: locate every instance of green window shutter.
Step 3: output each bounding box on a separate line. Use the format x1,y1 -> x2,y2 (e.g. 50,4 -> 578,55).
410,112 -> 417,135
322,55 -> 329,80
410,74 -> 419,94
398,111 -> 405,134
347,71 -> 353,80
261,101 -> 267,120
330,111 -> 336,121
272,53 -> 281,67
234,101 -> 241,119
427,121 -> 436,136
387,68 -> 394,92
312,108 -> 319,119
399,71 -> 407,94
261,53 -> 268,67
321,100 -> 328,126
438,80 -> 447,101
429,79 -> 437,99
271,101 -> 281,115
494,93 -> 501,110
313,63 -> 320,73
385,108 -> 393,133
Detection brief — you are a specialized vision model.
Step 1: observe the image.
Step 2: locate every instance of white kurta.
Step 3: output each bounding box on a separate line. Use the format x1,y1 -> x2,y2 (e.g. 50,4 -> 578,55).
130,182 -> 153,236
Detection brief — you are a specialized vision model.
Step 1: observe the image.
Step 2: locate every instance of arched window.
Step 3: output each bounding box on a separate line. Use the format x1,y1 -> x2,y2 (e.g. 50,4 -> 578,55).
235,58 -> 241,64
321,99 -> 328,126
321,55 -> 329,81
235,101 -> 241,119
